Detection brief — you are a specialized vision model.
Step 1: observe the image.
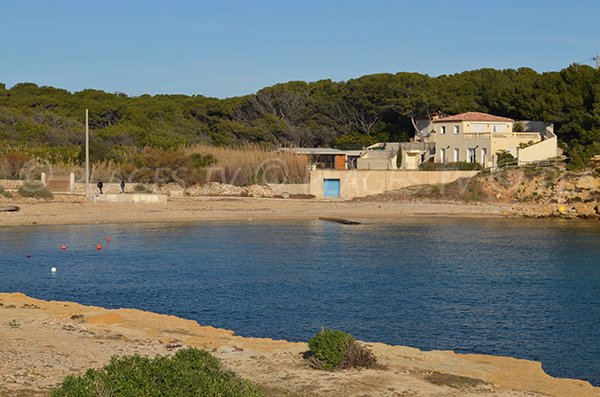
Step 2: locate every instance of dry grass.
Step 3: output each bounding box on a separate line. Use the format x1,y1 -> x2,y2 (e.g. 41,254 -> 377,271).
11,145 -> 310,186
185,144 -> 309,185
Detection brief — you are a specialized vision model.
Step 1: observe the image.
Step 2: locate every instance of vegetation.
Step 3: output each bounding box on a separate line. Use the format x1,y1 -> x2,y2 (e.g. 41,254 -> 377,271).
18,181 -> 53,199
51,348 -> 264,397
72,144 -> 308,186
307,329 -> 377,370
0,185 -> 12,198
496,150 -> 517,167
133,183 -> 151,193
419,161 -> 483,171
1,65 -> 600,171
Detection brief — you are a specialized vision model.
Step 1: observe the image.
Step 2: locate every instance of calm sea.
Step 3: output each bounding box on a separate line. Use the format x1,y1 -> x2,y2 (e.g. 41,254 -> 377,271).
1,218 -> 599,385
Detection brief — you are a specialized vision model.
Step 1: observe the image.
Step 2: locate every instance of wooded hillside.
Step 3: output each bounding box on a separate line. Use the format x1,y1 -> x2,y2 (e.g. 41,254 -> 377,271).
1,65 -> 599,168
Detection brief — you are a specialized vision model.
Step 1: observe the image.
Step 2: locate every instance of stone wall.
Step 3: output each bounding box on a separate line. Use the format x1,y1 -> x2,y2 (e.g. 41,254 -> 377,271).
0,180 -> 24,190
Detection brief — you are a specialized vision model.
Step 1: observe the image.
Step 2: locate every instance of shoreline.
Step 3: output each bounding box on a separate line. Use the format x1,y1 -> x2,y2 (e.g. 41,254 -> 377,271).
1,292 -> 599,397
0,196 -> 578,228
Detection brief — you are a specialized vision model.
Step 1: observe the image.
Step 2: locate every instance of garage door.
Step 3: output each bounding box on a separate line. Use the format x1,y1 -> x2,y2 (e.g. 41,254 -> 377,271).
323,178 -> 340,197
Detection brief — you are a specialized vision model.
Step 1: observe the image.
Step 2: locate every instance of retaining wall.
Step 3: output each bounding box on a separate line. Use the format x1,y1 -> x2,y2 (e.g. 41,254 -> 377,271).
310,170 -> 479,199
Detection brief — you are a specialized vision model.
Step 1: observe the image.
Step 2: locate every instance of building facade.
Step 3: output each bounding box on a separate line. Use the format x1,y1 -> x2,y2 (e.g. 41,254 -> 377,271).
431,112 -> 556,168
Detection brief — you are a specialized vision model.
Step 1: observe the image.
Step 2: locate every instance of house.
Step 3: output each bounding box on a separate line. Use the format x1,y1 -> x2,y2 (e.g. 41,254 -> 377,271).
356,142 -> 400,170
279,143 -> 400,170
277,147 -> 351,170
402,112 -> 557,169
413,112 -> 445,141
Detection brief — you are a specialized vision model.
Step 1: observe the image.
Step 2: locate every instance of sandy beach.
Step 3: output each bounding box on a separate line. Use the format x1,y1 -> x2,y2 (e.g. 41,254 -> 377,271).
1,293 -> 598,397
0,196 -> 517,228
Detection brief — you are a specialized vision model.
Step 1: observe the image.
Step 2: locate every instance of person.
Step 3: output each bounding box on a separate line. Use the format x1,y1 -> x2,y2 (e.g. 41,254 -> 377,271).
120,177 -> 125,194
97,179 -> 103,194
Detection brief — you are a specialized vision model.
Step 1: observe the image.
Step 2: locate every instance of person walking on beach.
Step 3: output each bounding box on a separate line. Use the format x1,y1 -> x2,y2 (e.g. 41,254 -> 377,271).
97,179 -> 103,194
120,177 -> 125,194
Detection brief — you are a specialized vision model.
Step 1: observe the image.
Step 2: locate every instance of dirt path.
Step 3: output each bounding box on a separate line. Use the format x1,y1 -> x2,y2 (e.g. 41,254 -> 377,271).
1,293 -> 597,397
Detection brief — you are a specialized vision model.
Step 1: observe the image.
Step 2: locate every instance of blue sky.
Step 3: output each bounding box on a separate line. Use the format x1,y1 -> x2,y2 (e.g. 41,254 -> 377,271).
1,0 -> 598,98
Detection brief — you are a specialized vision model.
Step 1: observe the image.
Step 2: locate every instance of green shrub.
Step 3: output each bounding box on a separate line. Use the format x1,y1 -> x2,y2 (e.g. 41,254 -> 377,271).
307,329 -> 377,370
133,183 -> 151,193
449,161 -> 483,171
418,161 -> 437,171
496,150 -> 516,167
418,161 -> 482,171
18,181 -> 53,199
0,185 -> 12,198
51,348 -> 264,397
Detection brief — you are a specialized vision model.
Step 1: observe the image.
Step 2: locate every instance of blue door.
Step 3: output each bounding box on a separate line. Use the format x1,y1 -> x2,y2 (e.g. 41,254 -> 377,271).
323,178 -> 340,197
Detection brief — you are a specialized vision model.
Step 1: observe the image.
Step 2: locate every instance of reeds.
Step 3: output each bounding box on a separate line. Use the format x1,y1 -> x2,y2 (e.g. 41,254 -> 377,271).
0,144 -> 310,186
184,144 -> 309,185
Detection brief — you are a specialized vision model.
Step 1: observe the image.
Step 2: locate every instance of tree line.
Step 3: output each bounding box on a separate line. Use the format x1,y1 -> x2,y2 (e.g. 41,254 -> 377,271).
0,64 -> 599,168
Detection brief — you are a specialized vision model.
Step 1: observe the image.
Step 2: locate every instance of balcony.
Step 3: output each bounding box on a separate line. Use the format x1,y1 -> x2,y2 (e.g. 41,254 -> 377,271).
462,132 -> 541,140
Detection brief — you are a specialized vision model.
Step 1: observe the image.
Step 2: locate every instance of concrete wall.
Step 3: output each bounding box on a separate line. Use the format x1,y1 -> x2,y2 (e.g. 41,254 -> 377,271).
402,151 -> 422,170
518,134 -> 558,164
356,157 -> 398,170
93,194 -> 167,203
267,183 -> 310,195
73,183 -> 122,194
310,170 -> 479,199
357,142 -> 400,170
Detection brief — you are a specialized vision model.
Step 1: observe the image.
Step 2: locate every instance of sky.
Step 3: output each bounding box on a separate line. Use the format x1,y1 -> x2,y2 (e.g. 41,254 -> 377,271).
1,0 -> 598,98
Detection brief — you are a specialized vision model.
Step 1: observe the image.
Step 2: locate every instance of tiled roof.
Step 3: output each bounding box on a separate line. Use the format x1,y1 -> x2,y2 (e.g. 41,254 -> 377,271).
433,112 -> 514,123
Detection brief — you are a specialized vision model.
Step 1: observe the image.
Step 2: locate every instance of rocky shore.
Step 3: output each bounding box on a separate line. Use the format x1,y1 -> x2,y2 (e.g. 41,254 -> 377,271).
1,293 -> 598,397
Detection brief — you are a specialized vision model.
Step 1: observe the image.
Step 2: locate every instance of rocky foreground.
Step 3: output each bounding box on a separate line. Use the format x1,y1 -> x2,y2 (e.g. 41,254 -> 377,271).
0,293 -> 598,397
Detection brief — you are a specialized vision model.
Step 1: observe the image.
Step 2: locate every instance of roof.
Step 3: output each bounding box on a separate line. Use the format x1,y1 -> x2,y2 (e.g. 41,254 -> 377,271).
433,112 -> 514,123
277,147 -> 347,156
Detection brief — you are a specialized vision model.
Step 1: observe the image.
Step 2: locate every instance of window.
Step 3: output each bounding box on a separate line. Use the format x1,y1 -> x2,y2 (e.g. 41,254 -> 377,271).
468,148 -> 476,163
440,126 -> 446,135
440,148 -> 446,163
453,148 -> 459,162
454,125 -> 460,134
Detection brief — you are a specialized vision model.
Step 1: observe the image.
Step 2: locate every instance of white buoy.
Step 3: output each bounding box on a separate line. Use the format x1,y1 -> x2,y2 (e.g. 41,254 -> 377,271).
50,267 -> 57,273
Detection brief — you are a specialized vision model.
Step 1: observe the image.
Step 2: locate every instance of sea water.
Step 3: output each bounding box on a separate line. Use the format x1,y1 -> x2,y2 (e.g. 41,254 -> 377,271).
1,218 -> 599,384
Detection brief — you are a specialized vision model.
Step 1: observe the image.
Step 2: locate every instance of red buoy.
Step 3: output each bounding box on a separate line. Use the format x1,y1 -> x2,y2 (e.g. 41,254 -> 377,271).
106,236 -> 111,242
97,243 -> 102,250
61,245 -> 67,251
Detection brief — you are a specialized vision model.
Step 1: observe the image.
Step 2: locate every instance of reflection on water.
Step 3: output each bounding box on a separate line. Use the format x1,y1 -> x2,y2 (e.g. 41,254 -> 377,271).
1,218 -> 599,384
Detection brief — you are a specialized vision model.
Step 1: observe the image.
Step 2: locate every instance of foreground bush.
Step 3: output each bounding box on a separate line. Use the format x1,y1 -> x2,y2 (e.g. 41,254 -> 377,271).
18,181 -> 53,199
51,348 -> 264,397
0,185 -> 12,198
307,329 -> 377,370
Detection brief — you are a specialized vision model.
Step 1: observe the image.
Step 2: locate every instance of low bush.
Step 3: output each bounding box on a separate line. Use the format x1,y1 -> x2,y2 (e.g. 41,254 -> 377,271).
307,329 -> 377,370
133,183 -> 151,193
419,161 -> 483,171
0,185 -> 12,198
18,181 -> 53,199
51,348 -> 264,397
496,150 -> 517,167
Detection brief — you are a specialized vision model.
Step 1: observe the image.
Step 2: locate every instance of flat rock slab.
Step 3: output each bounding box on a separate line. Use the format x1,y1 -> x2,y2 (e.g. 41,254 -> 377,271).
93,194 -> 167,204
0,206 -> 20,212
319,216 -> 361,225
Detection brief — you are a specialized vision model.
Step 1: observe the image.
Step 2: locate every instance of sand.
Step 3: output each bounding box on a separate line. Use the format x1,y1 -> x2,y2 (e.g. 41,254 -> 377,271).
0,196 -> 516,228
0,293 -> 598,397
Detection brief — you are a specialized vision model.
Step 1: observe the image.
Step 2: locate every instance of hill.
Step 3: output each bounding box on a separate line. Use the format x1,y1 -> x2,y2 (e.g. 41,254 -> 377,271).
1,65 -> 599,169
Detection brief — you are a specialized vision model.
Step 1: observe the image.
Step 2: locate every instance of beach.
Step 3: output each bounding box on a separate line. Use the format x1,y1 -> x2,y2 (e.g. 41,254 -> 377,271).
0,196 -> 517,227
1,292 -> 598,397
